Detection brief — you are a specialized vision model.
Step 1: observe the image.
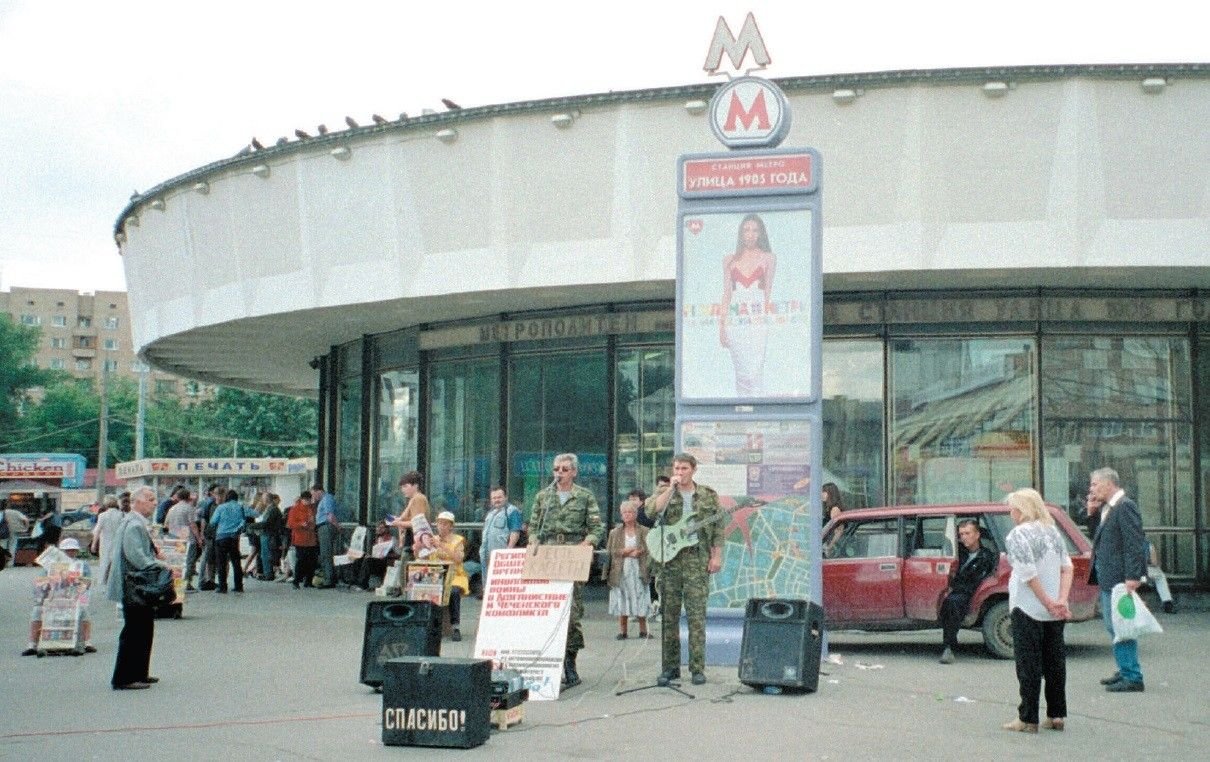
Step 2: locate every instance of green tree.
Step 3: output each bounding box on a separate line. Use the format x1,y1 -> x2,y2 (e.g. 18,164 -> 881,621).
16,378 -> 99,459
0,316 -> 51,432
191,387 -> 317,458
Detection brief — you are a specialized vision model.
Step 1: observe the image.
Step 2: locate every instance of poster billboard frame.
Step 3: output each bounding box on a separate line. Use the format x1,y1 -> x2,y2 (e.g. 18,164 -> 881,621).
675,189 -> 822,406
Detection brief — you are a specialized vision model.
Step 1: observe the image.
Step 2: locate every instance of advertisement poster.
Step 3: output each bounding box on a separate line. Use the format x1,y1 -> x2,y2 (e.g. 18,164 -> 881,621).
473,549 -> 572,701
680,418 -> 816,608
680,208 -> 814,401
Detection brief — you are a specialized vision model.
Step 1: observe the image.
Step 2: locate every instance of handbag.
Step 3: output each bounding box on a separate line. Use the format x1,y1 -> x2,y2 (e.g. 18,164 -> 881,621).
124,564 -> 176,608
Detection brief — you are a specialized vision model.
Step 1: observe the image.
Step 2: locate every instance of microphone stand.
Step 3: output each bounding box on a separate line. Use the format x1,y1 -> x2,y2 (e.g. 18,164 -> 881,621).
615,500 -> 694,699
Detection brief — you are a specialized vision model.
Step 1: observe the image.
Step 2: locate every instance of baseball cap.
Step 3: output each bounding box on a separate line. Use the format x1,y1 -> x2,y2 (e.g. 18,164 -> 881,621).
58,538 -> 81,551
436,511 -> 456,523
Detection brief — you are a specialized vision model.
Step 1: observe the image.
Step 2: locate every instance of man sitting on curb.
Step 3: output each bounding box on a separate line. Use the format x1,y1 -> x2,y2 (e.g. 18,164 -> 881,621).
940,519 -> 997,664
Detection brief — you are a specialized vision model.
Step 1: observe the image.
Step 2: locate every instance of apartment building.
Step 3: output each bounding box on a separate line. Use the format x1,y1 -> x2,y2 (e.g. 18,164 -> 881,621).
0,286 -> 212,401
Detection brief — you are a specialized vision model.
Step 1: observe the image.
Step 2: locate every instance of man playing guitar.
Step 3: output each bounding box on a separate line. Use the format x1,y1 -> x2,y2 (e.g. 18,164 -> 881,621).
644,453 -> 724,686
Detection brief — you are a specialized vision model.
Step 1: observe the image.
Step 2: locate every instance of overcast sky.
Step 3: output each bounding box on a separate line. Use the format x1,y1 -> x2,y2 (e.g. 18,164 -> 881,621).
1,0 -> 1205,294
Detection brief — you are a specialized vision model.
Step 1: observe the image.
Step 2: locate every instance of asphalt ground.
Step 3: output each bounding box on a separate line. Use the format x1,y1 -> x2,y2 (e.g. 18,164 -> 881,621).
1,565 -> 1206,760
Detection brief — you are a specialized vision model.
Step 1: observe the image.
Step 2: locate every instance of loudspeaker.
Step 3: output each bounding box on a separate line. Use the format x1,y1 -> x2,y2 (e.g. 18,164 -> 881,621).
360,600 -> 442,687
382,656 -> 492,748
738,598 -> 823,692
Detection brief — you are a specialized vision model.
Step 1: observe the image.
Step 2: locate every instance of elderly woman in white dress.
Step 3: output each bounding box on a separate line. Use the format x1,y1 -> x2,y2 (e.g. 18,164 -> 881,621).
90,496 -> 124,585
606,499 -> 651,640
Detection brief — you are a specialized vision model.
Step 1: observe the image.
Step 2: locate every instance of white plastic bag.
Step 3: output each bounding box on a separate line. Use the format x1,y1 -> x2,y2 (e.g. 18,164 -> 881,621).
1110,582 -> 1164,643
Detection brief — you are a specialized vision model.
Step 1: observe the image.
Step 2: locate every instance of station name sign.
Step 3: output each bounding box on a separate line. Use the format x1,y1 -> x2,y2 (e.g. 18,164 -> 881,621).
419,310 -> 674,350
681,152 -> 815,198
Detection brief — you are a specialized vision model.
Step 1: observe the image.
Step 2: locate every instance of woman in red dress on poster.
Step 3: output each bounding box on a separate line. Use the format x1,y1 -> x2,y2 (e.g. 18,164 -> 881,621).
719,213 -> 776,397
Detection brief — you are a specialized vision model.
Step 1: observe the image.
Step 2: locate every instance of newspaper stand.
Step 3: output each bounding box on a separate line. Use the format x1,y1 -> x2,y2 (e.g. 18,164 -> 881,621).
405,560 -> 453,635
151,534 -> 187,619
36,581 -> 89,655
33,548 -> 91,656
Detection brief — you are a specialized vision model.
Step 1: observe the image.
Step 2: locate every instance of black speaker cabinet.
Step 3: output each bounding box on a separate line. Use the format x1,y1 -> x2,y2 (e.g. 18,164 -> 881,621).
360,600 -> 442,688
738,598 -> 823,692
382,656 -> 492,749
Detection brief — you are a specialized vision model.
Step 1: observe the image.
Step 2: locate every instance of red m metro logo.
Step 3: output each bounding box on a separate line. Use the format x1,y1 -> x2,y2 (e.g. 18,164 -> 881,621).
724,88 -> 770,132
710,77 -> 789,148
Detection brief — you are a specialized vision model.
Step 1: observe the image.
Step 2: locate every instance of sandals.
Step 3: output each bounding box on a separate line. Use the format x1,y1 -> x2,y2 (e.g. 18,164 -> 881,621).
1002,719 -> 1039,734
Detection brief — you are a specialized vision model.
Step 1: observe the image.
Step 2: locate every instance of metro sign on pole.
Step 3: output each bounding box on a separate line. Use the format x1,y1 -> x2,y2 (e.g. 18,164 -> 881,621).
674,13 -> 824,625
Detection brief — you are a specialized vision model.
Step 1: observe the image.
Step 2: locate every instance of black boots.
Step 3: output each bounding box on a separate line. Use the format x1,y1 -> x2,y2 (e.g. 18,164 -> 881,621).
562,653 -> 582,689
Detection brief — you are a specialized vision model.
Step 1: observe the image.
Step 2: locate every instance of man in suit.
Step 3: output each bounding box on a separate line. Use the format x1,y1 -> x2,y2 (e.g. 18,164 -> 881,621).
1088,467 -> 1148,692
107,485 -> 168,690
939,519 -> 998,664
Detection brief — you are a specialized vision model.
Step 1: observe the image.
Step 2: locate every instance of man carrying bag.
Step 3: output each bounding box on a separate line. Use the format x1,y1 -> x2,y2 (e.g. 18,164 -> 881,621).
108,486 -> 170,690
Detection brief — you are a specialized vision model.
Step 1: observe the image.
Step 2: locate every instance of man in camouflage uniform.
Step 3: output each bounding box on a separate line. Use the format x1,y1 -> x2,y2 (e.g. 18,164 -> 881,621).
644,453 -> 723,686
528,452 -> 604,690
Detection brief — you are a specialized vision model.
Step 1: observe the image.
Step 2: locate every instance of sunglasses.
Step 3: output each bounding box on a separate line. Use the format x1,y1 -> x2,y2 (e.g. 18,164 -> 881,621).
553,466 -> 573,472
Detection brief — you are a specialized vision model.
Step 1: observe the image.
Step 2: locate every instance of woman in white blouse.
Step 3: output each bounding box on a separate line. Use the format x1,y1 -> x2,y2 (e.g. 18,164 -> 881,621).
1003,488 -> 1073,733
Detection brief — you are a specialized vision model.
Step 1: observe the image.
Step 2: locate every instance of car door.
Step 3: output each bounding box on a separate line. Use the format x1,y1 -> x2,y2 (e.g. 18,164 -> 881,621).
903,515 -> 957,620
822,518 -> 905,623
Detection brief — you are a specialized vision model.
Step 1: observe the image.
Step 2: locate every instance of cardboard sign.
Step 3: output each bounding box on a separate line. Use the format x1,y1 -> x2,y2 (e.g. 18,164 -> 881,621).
522,543 -> 593,582
474,549 -> 573,701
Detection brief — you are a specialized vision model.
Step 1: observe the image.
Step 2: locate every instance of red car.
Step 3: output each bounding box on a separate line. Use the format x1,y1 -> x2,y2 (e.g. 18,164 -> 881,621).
822,503 -> 1098,658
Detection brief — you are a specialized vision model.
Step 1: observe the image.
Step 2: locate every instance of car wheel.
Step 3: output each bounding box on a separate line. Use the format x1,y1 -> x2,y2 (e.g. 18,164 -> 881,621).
981,600 -> 1014,659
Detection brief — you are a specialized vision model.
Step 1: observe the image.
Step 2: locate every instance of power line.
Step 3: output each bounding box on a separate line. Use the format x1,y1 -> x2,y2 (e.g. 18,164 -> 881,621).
107,417 -> 314,448
0,419 -> 99,449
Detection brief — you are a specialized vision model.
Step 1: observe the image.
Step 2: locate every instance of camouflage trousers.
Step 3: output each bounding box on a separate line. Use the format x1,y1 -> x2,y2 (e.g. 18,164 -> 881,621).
566,581 -> 585,657
660,550 -> 710,674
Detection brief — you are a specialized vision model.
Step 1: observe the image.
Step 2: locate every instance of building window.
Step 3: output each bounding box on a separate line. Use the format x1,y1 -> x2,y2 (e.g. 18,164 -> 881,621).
889,337 -> 1036,505
185,381 -> 200,396
105,316 -> 120,329
77,317 -> 92,328
50,337 -> 67,349
103,359 -> 120,372
336,375 -> 364,516
52,315 -> 67,327
1041,335 -> 1195,575
49,358 -> 65,370
427,357 -> 500,523
75,359 -> 92,371
822,339 -> 886,509
103,338 -> 119,350
76,337 -> 94,349
373,369 -> 420,524
508,349 -> 609,522
614,347 -> 675,510
155,379 -> 177,395
19,314 -> 40,326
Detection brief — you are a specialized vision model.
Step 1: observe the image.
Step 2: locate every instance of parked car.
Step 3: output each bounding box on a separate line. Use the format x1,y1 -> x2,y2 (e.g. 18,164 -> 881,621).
822,502 -> 1098,658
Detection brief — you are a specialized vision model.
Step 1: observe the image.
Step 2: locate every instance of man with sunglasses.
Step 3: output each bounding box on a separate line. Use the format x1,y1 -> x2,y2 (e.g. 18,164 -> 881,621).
528,453 -> 604,690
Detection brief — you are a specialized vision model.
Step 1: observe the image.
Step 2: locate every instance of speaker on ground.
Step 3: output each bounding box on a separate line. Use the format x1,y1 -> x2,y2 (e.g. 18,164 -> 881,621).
360,600 -> 442,687
738,597 -> 823,692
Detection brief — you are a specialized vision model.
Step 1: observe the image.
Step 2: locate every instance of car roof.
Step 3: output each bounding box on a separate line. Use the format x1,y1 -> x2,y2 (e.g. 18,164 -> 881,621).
833,503 -> 1014,519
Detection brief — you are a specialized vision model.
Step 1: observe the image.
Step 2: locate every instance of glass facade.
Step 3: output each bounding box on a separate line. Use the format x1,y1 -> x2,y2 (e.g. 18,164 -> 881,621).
615,346 -> 676,503
427,355 -> 500,523
329,293 -> 1210,586
890,338 -> 1035,506
1040,336 -> 1196,575
372,368 -> 419,525
335,375 -> 362,516
508,347 -> 609,523
822,339 -> 884,509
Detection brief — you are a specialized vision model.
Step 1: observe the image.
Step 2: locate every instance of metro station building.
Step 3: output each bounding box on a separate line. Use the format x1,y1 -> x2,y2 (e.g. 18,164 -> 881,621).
115,63 -> 1210,586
